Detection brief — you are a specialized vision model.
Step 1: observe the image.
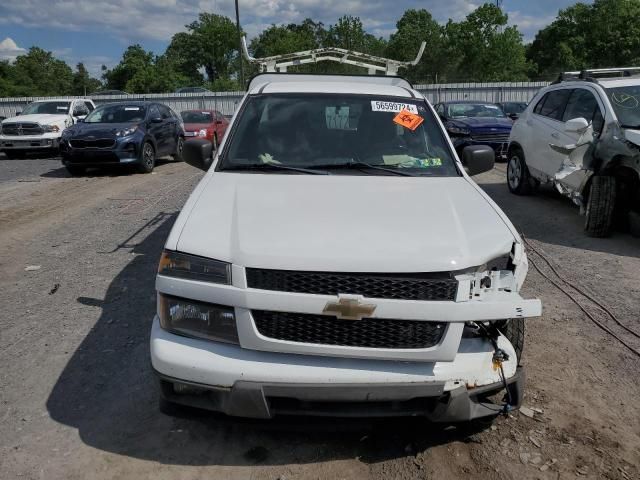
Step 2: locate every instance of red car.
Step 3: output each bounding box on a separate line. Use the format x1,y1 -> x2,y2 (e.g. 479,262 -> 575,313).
180,110 -> 229,150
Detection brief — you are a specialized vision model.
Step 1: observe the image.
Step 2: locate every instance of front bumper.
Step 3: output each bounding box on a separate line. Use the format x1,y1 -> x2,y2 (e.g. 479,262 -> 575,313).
0,134 -> 60,150
60,139 -> 140,166
151,316 -> 524,420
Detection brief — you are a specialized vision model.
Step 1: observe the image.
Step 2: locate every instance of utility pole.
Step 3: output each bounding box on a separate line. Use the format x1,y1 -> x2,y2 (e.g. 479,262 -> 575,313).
235,0 -> 244,88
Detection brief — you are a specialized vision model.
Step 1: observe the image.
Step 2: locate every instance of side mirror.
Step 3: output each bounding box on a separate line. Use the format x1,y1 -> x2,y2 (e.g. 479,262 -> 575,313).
15,110 -> 21,116
509,113 -> 519,120
76,118 -> 84,123
215,120 -> 223,125
150,117 -> 163,123
183,138 -> 213,171
565,117 -> 589,133
462,145 -> 495,176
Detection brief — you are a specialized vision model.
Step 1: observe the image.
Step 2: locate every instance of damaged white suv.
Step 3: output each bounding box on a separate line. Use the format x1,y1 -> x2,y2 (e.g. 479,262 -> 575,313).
508,68 -> 640,237
150,72 -> 541,422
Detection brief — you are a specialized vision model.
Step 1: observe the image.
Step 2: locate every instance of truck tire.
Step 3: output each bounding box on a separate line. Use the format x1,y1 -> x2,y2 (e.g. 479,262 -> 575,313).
507,149 -> 536,195
584,176 -> 616,237
496,318 -> 525,363
137,141 -> 156,173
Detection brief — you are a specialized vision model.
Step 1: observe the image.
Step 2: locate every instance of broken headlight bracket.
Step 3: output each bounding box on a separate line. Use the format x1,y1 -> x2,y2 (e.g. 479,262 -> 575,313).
475,322 -> 514,416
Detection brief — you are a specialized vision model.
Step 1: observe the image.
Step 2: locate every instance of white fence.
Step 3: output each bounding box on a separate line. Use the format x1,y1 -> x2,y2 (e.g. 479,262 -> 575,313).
0,82 -> 549,119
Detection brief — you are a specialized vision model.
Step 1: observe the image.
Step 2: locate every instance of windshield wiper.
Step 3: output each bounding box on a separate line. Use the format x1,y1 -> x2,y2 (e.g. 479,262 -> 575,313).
220,163 -> 329,175
310,160 -> 416,177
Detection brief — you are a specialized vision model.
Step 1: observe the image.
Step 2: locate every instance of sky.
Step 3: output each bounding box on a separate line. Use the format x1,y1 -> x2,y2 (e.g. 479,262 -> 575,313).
0,0 -> 590,78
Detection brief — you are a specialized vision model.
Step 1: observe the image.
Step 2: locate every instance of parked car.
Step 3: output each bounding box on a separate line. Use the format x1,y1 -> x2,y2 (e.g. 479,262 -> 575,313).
176,87 -> 211,94
180,109 -> 229,150
90,90 -> 128,96
434,100 -> 512,161
151,71 -> 541,422
507,67 -> 640,237
60,101 -> 184,175
0,99 -> 95,159
497,101 -> 528,121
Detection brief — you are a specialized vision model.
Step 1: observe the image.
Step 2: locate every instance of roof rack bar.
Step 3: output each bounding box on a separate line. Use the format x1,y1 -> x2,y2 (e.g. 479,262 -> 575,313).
241,36 -> 425,76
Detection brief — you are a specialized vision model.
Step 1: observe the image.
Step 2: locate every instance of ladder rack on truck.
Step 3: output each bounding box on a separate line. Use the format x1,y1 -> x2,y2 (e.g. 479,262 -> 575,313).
241,36 -> 426,76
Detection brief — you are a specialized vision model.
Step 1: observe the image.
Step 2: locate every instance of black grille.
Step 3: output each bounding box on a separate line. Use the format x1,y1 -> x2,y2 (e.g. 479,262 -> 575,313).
471,133 -> 510,143
2,122 -> 43,136
253,310 -> 445,349
246,269 -> 458,301
69,138 -> 116,149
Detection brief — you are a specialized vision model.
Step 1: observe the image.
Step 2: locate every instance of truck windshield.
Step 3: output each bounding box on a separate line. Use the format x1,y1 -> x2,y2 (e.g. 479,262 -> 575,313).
22,102 -> 71,115
605,85 -> 640,128
84,104 -> 147,123
220,94 -> 458,176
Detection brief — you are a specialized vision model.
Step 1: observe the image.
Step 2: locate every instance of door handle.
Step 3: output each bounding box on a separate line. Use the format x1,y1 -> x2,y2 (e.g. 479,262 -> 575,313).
551,132 -> 560,139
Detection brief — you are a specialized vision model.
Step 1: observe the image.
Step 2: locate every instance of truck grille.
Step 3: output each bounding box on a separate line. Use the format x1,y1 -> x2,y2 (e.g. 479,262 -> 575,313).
470,132 -> 510,143
246,269 -> 458,301
1,122 -> 43,136
253,310 -> 445,349
69,139 -> 116,149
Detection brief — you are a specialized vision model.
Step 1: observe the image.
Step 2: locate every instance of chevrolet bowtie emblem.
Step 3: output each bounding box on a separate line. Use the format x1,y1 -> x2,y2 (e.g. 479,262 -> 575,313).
323,294 -> 376,320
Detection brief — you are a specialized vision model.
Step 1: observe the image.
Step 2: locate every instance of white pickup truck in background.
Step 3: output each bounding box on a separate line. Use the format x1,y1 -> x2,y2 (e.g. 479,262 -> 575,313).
0,98 -> 95,158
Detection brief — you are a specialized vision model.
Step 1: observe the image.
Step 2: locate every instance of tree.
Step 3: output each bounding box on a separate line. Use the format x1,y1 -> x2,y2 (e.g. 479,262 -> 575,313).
7,47 -> 73,96
447,4 -> 531,81
103,45 -> 155,92
165,32 -> 205,86
528,0 -> 640,77
326,16 -> 386,55
72,63 -> 101,95
386,9 -> 451,83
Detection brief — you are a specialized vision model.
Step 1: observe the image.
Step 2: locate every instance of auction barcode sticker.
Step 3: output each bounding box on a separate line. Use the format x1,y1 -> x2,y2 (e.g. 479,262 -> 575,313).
371,101 -> 418,114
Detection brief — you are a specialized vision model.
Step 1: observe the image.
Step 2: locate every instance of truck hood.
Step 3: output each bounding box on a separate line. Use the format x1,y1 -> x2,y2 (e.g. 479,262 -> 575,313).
174,174 -> 516,273
2,114 -> 68,125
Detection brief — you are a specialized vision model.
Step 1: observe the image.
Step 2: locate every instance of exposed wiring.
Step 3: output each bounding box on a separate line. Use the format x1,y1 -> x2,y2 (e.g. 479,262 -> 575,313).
476,322 -> 513,415
522,236 -> 640,358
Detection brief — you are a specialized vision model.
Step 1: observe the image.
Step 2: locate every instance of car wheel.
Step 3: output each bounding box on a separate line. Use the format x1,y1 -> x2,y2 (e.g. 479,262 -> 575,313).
507,149 -> 535,195
172,136 -> 184,162
65,165 -> 85,176
585,176 -> 616,237
496,318 -> 525,363
138,141 -> 156,173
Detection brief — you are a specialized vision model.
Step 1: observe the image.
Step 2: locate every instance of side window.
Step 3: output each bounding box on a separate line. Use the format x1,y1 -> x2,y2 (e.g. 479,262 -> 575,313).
533,94 -> 548,115
149,105 -> 161,120
73,102 -> 88,115
563,89 -> 604,133
538,89 -> 572,120
159,105 -> 172,119
84,101 -> 95,112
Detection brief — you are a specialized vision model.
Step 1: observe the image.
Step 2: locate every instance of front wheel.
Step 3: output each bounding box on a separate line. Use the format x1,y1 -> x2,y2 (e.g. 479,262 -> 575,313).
172,137 -> 184,162
507,150 -> 536,195
138,141 -> 156,173
585,176 -> 616,237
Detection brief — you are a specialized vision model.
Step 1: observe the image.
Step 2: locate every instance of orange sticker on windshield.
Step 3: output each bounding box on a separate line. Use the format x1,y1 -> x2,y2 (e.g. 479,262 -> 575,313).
393,109 -> 424,131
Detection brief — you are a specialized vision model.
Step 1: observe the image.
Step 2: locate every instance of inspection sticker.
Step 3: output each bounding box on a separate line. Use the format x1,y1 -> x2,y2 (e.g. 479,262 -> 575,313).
393,109 -> 424,131
371,101 -> 418,114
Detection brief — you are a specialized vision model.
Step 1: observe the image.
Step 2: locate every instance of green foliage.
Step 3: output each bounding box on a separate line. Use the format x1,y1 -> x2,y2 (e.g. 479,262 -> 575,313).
528,0 -> 640,78
7,1 -> 640,97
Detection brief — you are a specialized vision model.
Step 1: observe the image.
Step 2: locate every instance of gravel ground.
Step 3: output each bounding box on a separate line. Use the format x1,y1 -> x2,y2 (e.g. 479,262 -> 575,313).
0,154 -> 638,480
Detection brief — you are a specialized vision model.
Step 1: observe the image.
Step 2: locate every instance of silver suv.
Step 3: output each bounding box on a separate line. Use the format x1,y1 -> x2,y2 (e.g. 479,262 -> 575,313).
507,68 -> 640,237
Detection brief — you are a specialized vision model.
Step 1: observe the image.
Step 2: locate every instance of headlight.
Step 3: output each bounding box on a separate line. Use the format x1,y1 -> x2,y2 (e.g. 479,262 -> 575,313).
198,128 -> 208,138
116,126 -> 138,137
158,294 -> 238,344
158,250 -> 231,284
447,125 -> 470,135
43,125 -> 60,133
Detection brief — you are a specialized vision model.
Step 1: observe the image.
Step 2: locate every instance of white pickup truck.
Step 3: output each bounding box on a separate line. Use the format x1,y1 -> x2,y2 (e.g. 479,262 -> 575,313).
0,98 -> 95,158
